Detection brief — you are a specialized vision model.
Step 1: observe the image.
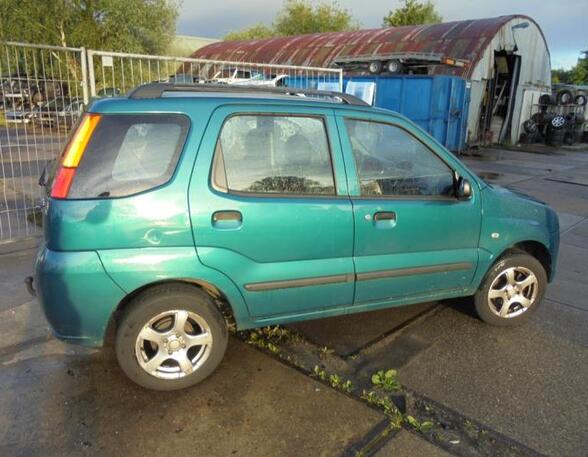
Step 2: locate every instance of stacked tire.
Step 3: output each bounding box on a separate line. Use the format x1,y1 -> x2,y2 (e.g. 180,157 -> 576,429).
546,115 -> 566,146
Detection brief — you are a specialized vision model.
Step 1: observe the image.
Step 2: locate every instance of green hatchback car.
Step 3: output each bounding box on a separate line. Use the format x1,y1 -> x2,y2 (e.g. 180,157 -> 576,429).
31,83 -> 559,390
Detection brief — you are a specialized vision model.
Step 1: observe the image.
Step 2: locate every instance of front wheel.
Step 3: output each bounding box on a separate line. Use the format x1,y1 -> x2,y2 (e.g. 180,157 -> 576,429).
115,284 -> 228,390
474,252 -> 547,326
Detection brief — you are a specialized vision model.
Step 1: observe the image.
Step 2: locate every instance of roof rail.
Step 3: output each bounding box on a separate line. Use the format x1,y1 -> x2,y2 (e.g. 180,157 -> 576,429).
127,83 -> 369,106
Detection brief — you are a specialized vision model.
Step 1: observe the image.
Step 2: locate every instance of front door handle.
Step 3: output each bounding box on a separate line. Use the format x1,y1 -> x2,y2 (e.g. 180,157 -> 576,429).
373,211 -> 396,222
372,211 -> 397,229
212,210 -> 242,229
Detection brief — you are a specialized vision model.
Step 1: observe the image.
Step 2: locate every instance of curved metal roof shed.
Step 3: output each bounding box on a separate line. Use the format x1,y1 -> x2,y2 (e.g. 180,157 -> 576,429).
194,15 -> 551,145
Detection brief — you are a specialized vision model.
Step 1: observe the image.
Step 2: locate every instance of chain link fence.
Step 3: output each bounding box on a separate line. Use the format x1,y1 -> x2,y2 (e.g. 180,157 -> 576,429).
0,42 -> 342,242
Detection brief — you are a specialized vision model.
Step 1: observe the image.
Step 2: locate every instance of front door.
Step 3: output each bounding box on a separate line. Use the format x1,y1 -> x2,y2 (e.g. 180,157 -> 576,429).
189,105 -> 354,319
336,113 -> 482,304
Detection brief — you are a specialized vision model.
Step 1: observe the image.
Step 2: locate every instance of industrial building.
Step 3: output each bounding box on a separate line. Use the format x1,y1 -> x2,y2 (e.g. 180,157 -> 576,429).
193,15 -> 551,151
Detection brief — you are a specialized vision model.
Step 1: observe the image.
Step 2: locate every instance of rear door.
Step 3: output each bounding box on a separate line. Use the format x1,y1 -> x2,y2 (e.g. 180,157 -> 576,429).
189,105 -> 354,319
336,112 -> 482,304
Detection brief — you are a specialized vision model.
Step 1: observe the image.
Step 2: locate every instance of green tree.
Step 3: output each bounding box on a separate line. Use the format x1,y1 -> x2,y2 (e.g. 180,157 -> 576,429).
552,50 -> 588,85
224,0 -> 357,41
224,24 -> 276,41
0,0 -> 180,54
382,0 -> 442,27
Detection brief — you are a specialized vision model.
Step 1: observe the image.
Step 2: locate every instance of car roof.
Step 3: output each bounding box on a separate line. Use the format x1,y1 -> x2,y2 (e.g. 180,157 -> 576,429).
89,84 -> 396,117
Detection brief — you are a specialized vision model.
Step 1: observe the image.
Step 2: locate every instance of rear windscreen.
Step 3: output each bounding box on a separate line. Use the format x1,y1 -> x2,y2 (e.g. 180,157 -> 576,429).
68,114 -> 189,199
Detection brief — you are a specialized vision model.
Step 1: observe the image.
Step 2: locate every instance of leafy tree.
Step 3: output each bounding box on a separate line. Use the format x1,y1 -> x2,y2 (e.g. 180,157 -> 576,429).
224,24 -> 276,42
382,0 -> 442,27
0,0 -> 180,54
274,0 -> 356,35
552,50 -> 588,85
224,0 -> 357,41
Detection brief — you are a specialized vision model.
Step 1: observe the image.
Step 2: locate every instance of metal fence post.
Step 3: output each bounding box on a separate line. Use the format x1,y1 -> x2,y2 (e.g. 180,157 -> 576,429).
87,50 -> 96,97
80,47 -> 89,104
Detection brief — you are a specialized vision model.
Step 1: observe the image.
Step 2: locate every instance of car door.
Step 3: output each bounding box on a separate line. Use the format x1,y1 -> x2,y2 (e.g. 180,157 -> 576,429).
189,105 -> 355,319
336,112 -> 482,304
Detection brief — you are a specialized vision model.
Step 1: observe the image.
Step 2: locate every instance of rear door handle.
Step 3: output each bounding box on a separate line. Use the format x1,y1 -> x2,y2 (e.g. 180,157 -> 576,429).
212,210 -> 242,229
373,211 -> 396,221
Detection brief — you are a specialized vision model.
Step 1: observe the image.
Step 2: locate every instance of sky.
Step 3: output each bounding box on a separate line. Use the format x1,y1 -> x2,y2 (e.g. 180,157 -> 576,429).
177,0 -> 588,70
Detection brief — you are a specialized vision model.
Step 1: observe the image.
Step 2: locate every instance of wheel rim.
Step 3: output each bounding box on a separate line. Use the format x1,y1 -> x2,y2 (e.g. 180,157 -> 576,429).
487,266 -> 539,318
552,116 -> 565,128
135,310 -> 213,379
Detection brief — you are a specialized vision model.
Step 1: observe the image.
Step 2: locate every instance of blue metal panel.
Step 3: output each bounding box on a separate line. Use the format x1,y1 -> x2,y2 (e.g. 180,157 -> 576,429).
343,75 -> 470,152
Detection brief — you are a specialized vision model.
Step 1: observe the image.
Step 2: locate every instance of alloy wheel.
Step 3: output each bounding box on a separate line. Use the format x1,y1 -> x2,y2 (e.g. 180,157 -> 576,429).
487,266 -> 538,318
135,310 -> 213,379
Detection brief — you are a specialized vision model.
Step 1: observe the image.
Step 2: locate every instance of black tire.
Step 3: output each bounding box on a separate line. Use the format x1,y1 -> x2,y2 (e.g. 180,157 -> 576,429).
474,251 -> 547,326
575,113 -> 585,124
549,115 -> 566,130
115,284 -> 228,391
538,93 -> 552,106
368,61 -> 383,74
546,129 -> 565,146
574,94 -> 587,106
523,119 -> 538,134
557,89 -> 573,105
531,112 -> 546,124
563,132 -> 575,146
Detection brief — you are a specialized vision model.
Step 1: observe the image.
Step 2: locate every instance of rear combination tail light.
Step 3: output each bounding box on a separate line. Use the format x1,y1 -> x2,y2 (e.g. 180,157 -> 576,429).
50,113 -> 101,199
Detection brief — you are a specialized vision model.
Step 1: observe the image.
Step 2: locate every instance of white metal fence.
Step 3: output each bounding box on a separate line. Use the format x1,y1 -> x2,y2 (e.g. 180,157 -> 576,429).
0,42 -> 342,242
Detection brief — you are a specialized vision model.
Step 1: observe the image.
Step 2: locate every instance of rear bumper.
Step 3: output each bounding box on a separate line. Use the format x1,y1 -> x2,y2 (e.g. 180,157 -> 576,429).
34,246 -> 126,347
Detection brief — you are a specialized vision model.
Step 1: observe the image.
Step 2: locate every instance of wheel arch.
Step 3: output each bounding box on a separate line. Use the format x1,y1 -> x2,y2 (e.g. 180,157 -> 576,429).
104,278 -> 239,347
500,240 -> 552,280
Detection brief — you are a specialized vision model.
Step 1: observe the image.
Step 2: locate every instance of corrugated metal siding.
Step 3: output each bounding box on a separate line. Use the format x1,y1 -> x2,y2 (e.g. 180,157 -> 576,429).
193,15 -> 545,80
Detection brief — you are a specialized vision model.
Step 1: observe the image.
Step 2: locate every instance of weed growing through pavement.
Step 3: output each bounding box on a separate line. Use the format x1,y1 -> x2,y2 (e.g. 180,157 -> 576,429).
243,326 -> 299,353
370,369 -> 401,391
313,366 -> 353,393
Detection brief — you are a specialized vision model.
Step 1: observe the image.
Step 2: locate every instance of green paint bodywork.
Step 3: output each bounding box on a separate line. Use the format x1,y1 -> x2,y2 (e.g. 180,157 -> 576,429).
34,95 -> 559,347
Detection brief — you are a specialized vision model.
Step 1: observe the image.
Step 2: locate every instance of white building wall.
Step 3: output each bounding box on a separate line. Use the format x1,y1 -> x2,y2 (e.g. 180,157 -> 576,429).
467,17 -> 551,143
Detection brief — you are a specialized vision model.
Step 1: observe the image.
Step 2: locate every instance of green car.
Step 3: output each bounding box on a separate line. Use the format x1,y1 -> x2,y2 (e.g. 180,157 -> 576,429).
31,84 -> 559,390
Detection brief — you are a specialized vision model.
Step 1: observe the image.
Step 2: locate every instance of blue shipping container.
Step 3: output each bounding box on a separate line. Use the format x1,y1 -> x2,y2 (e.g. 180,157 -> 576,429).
344,75 -> 471,152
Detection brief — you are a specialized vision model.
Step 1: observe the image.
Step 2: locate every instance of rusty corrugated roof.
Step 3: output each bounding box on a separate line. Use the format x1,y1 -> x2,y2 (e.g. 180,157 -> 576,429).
191,15 -> 542,78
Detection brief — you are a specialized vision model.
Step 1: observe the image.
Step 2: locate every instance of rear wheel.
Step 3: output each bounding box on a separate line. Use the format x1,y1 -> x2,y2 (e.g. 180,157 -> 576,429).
474,252 -> 546,326
115,284 -> 228,390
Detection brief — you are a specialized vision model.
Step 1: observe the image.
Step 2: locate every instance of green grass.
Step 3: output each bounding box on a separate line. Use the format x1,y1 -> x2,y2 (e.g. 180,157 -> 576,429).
0,112 -> 6,127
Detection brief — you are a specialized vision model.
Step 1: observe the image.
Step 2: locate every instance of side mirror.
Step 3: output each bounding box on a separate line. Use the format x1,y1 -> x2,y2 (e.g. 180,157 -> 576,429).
456,177 -> 472,200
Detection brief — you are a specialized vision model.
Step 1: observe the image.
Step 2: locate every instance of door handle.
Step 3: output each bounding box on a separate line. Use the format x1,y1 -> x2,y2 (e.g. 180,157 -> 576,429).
212,210 -> 242,229
372,211 -> 397,229
373,211 -> 396,221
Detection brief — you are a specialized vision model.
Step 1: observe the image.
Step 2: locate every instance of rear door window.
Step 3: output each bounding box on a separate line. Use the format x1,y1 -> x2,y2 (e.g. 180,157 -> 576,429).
213,114 -> 335,195
69,114 -> 189,198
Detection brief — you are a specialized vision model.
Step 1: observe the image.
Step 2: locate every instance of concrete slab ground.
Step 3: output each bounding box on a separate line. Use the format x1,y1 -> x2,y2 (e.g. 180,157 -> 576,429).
396,301 -> 588,457
291,302 -> 436,357
0,243 -> 37,312
0,338 -> 385,457
375,431 -> 453,457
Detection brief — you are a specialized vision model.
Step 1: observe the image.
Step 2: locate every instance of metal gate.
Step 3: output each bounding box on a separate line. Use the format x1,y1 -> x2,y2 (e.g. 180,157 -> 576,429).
0,42 -> 342,242
0,42 -> 87,241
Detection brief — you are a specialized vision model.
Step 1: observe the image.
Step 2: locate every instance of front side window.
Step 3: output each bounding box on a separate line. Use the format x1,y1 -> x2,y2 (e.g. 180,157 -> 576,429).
344,119 -> 455,197
214,114 -> 335,195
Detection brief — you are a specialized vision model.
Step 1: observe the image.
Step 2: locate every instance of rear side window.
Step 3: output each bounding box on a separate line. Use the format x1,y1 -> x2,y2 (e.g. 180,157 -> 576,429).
68,114 -> 189,198
213,114 -> 335,195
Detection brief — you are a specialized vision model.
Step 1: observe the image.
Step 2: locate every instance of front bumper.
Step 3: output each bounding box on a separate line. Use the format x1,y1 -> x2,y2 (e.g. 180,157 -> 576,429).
34,247 -> 126,347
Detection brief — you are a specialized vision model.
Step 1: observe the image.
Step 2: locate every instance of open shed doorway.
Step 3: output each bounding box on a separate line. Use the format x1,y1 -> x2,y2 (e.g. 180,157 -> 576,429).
478,51 -> 521,144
